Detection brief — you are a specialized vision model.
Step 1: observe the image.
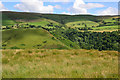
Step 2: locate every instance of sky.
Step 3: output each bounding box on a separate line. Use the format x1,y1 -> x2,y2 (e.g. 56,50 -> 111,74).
0,0 -> 119,15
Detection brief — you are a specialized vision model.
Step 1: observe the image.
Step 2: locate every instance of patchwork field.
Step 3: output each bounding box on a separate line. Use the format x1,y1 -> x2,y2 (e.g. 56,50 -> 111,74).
92,25 -> 118,30
66,21 -> 99,28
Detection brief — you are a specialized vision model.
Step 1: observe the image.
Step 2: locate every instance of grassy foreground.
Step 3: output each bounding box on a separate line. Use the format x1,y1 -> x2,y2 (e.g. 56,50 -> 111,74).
2,49 -> 118,78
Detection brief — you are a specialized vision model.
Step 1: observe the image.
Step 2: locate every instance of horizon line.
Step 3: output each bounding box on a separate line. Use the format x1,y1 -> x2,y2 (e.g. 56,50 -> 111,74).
1,11 -> 119,16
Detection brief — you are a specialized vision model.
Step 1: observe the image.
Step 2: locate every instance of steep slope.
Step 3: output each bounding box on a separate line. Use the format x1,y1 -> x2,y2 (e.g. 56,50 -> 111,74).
2,29 -> 70,49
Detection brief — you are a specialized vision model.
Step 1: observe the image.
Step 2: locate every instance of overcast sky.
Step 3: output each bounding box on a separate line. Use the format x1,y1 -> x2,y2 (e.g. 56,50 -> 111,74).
0,0 -> 119,15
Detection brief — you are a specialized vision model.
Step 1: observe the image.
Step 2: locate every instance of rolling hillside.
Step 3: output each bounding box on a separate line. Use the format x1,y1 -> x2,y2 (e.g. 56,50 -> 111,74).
2,11 -> 119,30
2,29 -> 70,49
2,11 -> 97,24
1,11 -> 119,50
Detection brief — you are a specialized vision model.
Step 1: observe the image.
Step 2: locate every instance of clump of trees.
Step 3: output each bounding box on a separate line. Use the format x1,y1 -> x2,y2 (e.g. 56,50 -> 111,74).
63,28 -> 119,51
78,27 -> 93,30
41,23 -> 119,51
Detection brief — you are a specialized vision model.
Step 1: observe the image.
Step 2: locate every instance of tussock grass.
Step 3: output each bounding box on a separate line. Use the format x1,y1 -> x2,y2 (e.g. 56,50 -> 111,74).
2,49 -> 118,78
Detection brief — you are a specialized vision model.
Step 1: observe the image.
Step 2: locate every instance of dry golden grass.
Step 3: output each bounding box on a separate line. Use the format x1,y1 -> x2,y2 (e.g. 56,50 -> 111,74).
89,29 -> 118,32
2,49 -> 119,78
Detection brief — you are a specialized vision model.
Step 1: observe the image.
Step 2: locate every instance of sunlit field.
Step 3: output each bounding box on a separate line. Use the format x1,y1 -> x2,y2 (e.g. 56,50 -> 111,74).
2,49 -> 118,78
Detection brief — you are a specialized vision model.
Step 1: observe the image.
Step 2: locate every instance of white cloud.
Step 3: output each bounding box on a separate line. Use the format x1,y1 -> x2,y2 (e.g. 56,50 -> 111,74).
54,5 -> 61,9
97,7 -> 118,15
68,7 -> 87,14
68,0 -> 87,14
52,0 -> 71,2
68,0 -> 105,15
77,3 -> 104,9
0,0 -> 119,2
14,0 -> 54,13
61,12 -> 71,15
0,1 -> 8,11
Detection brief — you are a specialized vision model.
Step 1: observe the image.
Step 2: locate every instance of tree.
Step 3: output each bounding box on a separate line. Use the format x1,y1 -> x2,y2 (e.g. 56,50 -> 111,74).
37,25 -> 42,28
112,18 -> 115,20
30,25 -> 35,28
85,24 -> 87,27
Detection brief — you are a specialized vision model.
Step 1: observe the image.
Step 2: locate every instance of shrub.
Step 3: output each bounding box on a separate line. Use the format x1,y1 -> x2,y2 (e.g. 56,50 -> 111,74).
10,46 -> 20,49
52,37 -> 55,40
21,44 -> 26,46
43,41 -> 47,43
37,44 -> 42,46
41,50 -> 44,53
35,50 -> 39,53
74,52 -> 79,55
28,50 -> 32,53
52,52 -> 57,55
70,44 -> 73,47
16,52 -> 21,54
71,52 -> 79,55
2,44 -> 6,47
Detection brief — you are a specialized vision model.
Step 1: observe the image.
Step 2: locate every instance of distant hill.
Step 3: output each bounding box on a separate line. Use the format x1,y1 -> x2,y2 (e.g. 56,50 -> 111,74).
2,11 -> 118,26
1,11 -> 119,50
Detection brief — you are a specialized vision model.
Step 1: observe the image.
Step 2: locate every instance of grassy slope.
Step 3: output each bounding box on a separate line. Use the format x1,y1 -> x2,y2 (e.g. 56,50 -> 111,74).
2,28 -> 80,49
92,25 -> 118,30
2,29 -> 70,49
2,11 -> 118,30
2,11 -> 40,21
2,49 -> 118,78
2,14 -> 16,26
66,21 -> 99,28
2,12 -> 59,26
2,11 -> 81,49
41,14 -> 97,23
2,11 -> 96,25
28,18 -> 60,27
